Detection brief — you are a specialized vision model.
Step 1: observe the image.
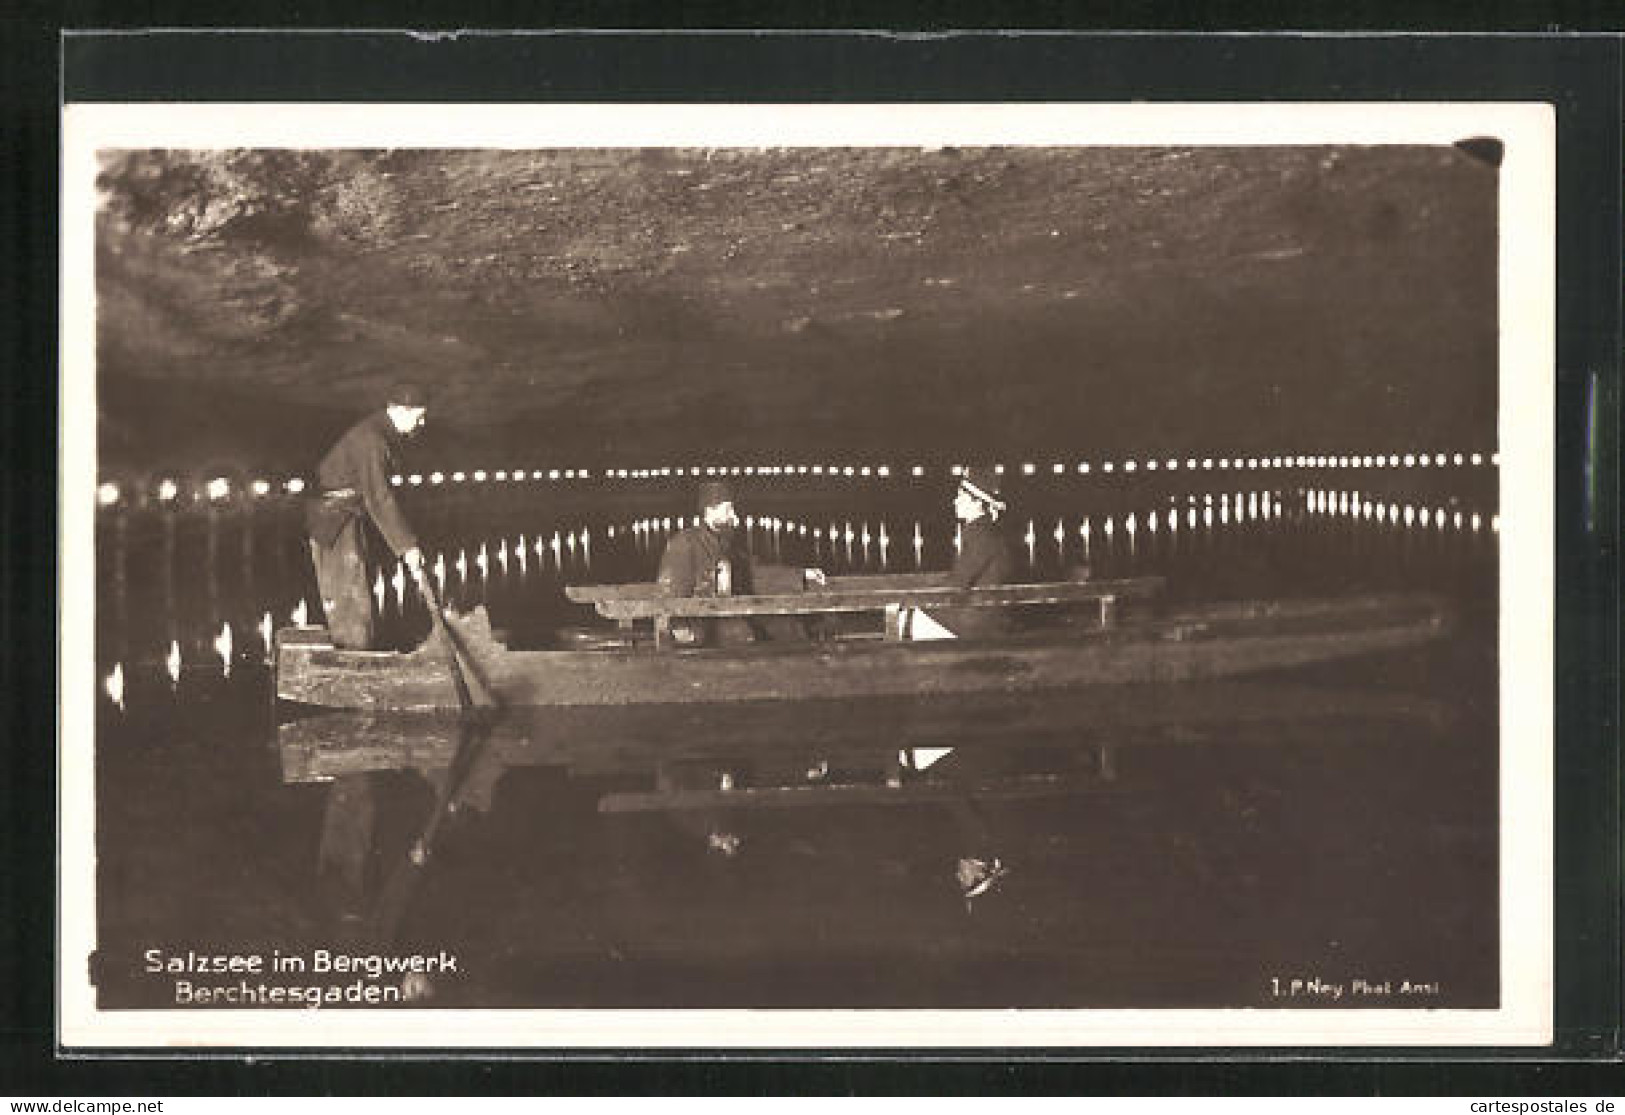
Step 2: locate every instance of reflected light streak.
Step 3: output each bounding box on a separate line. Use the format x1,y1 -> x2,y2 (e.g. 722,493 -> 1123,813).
214,622 -> 233,676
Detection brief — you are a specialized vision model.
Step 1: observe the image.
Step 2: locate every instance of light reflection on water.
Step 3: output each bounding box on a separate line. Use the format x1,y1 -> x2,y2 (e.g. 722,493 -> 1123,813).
96,484 -> 1496,712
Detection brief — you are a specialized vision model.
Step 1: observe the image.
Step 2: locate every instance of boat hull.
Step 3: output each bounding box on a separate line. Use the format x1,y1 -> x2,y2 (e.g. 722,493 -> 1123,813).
274,592 -> 1449,712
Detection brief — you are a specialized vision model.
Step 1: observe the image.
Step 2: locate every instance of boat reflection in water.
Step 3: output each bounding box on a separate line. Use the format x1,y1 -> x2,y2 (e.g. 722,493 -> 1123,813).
279,656 -> 1463,1009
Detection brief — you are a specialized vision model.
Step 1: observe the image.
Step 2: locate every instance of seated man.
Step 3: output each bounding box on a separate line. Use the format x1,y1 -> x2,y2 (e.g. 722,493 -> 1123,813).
656,480 -> 825,645
949,466 -> 1015,590
909,466 -> 1016,640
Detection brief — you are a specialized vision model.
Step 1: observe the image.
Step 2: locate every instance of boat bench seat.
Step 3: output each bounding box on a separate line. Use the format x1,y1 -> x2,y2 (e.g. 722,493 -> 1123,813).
569,577 -> 1165,648
276,625 -> 334,649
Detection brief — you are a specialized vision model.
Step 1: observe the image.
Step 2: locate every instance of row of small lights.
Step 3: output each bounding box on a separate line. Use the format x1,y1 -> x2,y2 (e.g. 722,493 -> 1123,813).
95,451 -> 1499,508
1001,452 -> 1496,476
421,452 -> 1497,483
1306,488 -> 1499,533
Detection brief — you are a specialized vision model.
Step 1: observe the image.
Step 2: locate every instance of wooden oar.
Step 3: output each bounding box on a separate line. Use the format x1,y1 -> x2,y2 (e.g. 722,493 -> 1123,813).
366,576 -> 498,946
367,706 -> 492,945
416,576 -> 496,711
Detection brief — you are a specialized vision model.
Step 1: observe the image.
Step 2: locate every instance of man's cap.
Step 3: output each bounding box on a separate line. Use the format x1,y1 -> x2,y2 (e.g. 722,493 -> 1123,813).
386,381 -> 431,409
697,480 -> 735,511
958,466 -> 1006,513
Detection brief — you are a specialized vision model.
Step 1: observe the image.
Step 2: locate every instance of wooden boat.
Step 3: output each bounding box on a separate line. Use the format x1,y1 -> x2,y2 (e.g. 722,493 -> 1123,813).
273,574 -> 1449,713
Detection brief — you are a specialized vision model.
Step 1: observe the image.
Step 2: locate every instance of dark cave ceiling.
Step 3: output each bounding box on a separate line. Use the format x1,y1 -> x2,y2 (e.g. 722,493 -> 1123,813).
93,143 -> 1499,476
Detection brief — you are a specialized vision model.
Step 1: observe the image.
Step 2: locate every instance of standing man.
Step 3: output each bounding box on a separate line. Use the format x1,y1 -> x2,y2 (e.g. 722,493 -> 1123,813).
305,383 -> 429,649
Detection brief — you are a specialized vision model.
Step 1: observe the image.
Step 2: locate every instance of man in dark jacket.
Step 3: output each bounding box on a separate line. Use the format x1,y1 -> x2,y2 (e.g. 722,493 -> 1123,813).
920,465 -> 1015,639
656,480 -> 824,645
950,466 -> 1015,589
304,384 -> 429,649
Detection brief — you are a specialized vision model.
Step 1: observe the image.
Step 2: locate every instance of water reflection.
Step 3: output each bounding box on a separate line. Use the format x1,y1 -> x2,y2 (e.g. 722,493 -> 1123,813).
214,622 -> 233,677
104,662 -> 124,711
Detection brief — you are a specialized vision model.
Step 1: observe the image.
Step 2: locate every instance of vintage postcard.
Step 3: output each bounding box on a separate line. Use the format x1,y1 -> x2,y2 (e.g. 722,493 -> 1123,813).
59,101 -> 1554,1048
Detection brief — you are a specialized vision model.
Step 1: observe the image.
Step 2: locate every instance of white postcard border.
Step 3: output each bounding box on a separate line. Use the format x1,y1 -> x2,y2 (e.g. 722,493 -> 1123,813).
60,101 -> 1555,1050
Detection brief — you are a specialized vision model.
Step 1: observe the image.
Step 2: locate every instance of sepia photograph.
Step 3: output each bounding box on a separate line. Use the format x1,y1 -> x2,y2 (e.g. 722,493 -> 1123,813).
58,103 -> 1554,1048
